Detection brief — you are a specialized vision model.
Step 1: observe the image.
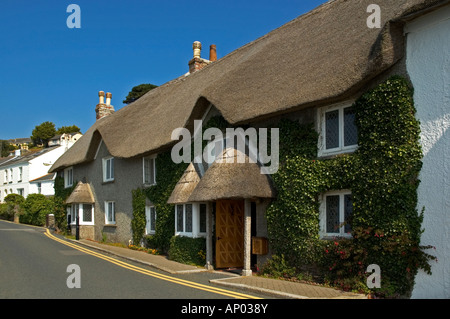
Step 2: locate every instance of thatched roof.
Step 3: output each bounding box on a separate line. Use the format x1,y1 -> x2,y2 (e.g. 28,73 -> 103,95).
50,0 -> 446,173
187,148 -> 276,202
167,162 -> 202,204
65,182 -> 95,204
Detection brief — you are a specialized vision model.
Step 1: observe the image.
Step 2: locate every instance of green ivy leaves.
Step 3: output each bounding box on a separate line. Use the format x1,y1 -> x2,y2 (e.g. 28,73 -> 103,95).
266,76 -> 435,297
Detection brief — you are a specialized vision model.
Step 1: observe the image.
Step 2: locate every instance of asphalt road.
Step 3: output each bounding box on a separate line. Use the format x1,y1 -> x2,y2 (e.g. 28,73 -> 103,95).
0,220 -> 268,300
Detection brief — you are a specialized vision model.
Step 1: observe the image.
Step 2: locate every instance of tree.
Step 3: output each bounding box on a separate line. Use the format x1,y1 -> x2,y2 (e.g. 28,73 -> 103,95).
123,83 -> 158,104
0,140 -> 15,157
56,125 -> 81,135
30,121 -> 56,147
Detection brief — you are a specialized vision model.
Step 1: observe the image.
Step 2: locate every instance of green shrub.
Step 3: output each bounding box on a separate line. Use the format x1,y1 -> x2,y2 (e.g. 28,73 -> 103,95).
168,236 -> 206,267
21,194 -> 54,226
260,255 -> 296,279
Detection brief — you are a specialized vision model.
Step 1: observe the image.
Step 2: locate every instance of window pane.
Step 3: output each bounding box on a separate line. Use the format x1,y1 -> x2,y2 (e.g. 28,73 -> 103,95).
325,110 -> 339,149
344,194 -> 353,234
150,207 -> 156,232
144,158 -> 150,183
326,195 -> 340,233
107,202 -> 115,222
111,158 -> 114,178
344,107 -> 358,146
75,204 -> 79,221
176,205 -> 184,232
83,204 -> 92,222
185,204 -> 193,233
199,204 -> 207,233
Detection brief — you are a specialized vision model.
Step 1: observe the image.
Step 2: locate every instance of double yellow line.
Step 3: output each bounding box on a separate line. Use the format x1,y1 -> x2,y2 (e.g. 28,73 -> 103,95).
44,229 -> 261,299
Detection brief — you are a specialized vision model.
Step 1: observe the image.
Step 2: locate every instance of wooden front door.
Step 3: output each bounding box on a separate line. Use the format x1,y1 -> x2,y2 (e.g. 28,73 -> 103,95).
215,200 -> 245,269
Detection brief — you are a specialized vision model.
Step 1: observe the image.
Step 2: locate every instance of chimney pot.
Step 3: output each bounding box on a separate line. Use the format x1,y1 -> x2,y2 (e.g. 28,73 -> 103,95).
98,91 -> 105,104
106,92 -> 112,106
193,41 -> 202,58
209,44 -> 217,62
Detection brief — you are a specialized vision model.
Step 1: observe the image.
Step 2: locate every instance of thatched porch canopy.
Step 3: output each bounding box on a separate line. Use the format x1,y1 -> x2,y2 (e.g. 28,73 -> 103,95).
65,182 -> 95,204
187,148 -> 276,202
167,162 -> 202,204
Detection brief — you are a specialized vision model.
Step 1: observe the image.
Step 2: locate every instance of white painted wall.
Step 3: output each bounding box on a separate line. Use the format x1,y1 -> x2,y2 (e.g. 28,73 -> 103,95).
0,146 -> 65,201
405,4 -> 450,299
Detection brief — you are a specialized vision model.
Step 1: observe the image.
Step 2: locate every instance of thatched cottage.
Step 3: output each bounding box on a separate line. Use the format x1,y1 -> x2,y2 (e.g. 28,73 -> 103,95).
49,0 -> 449,298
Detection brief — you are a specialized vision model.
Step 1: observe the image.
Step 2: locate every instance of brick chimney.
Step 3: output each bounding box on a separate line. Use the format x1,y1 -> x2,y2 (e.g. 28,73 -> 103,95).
96,91 -> 115,120
188,41 -> 217,73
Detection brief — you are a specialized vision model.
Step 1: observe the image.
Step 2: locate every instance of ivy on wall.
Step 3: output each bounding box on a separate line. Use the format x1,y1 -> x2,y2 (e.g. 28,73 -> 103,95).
266,76 -> 436,297
132,151 -> 188,253
132,116 -> 228,256
53,175 -> 77,232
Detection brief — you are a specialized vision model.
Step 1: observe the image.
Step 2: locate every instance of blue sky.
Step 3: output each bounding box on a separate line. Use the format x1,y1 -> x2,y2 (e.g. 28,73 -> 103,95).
0,0 -> 326,140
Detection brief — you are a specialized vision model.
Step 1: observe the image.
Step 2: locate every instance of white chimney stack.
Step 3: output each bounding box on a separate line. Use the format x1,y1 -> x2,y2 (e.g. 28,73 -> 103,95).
99,91 -> 105,104
106,92 -> 112,106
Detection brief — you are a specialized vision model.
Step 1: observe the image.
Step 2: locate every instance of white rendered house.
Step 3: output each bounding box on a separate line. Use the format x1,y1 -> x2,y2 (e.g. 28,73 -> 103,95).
405,4 -> 450,298
0,146 -> 66,201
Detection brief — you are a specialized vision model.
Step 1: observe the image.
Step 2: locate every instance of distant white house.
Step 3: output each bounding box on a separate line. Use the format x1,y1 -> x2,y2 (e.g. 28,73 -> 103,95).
0,145 -> 74,201
48,132 -> 82,149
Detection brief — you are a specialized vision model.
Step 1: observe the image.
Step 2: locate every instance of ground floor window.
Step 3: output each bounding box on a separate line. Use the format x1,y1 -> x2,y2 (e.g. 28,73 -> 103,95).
67,203 -> 94,225
175,203 -> 207,238
145,205 -> 156,235
319,190 -> 352,238
105,201 -> 116,225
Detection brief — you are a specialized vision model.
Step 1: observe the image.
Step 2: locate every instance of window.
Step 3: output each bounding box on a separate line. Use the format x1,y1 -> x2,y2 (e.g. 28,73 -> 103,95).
175,203 -> 207,237
67,204 -> 94,225
318,102 -> 358,156
9,169 -> 13,183
4,170 -> 7,184
64,167 -> 73,188
145,205 -> 156,235
17,188 -> 24,196
319,190 -> 353,238
105,201 -> 115,224
18,167 -> 23,182
143,156 -> 156,185
103,157 -> 114,182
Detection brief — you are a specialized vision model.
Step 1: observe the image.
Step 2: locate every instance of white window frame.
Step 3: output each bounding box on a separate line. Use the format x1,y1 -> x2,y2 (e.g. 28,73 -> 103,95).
319,190 -> 353,239
145,205 -> 156,235
67,203 -> 95,226
105,201 -> 116,225
103,157 -> 114,182
143,155 -> 157,185
64,167 -> 73,188
18,167 -> 23,182
318,101 -> 358,157
175,203 -> 207,238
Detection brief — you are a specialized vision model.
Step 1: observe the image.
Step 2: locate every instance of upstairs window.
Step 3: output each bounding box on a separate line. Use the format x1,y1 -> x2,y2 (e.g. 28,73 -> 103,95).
103,157 -> 114,182
143,156 -> 156,185
64,167 -> 73,188
318,103 -> 358,157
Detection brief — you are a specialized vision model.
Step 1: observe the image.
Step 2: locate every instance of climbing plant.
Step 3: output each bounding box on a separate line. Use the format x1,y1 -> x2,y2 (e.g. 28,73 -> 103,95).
266,76 -> 437,297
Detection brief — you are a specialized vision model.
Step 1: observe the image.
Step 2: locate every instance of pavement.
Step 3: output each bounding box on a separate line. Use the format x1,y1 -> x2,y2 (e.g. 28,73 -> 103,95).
71,237 -> 367,299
